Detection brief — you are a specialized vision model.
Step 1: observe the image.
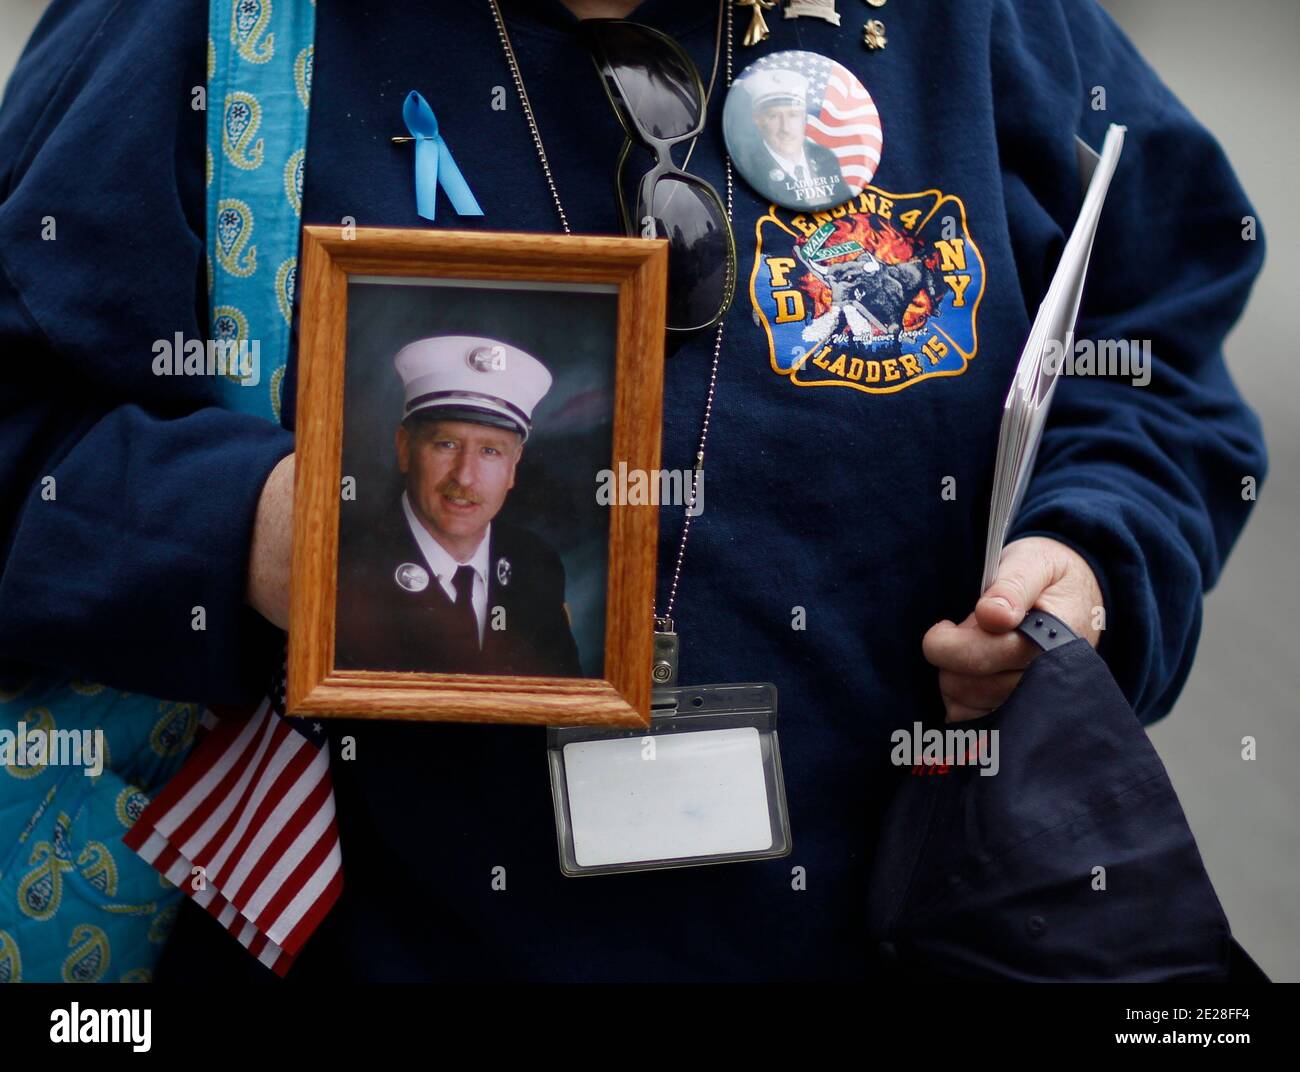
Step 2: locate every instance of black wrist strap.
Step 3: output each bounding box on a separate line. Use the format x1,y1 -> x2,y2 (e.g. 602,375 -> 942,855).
1017,609 -> 1079,652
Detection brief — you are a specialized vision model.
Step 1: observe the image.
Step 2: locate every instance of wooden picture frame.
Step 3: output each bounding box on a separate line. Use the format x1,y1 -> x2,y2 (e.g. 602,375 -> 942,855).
287,226 -> 667,728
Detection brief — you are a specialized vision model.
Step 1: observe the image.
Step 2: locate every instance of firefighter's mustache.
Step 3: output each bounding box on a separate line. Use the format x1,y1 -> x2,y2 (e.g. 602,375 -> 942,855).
437,481 -> 482,505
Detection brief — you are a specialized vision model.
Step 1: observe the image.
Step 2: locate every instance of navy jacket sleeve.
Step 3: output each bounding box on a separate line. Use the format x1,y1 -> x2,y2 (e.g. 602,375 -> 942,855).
992,0 -> 1266,724
0,0 -> 293,705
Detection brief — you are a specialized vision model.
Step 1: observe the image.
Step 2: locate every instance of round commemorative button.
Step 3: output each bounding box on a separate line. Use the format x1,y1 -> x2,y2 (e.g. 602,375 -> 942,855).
724,50 -> 883,212
395,562 -> 430,593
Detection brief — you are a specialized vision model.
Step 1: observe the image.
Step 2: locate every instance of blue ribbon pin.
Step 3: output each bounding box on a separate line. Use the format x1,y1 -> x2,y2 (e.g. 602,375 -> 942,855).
402,90 -> 484,221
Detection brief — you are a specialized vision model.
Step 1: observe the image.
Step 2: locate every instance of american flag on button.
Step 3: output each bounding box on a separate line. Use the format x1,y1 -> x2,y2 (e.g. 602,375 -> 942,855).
122,653 -> 341,976
751,51 -> 884,190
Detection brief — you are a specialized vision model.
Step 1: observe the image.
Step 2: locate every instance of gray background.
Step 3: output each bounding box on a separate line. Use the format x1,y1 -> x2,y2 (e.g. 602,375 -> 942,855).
3,0 -> 1295,979
340,279 -> 619,677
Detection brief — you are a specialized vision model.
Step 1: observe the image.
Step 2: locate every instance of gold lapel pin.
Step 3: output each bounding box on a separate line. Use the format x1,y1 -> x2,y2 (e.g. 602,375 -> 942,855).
736,0 -> 777,47
863,18 -> 887,50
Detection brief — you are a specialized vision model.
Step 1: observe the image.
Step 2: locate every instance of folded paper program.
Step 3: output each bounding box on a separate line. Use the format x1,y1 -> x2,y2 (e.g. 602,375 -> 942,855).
982,125 -> 1126,592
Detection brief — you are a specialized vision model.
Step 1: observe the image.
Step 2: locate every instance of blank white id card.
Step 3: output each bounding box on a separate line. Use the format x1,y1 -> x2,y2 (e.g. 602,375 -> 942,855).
548,683 -> 791,876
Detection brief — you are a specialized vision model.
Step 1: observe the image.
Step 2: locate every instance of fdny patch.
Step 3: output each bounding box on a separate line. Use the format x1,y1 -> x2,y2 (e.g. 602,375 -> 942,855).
749,186 -> 985,394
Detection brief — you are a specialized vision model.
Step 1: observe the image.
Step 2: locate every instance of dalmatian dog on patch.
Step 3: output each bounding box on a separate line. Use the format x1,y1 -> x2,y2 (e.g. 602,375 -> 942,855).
797,244 -> 951,349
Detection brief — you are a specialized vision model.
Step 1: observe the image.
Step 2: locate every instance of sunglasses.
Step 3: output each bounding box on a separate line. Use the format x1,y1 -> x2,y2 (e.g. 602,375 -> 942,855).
579,19 -> 737,335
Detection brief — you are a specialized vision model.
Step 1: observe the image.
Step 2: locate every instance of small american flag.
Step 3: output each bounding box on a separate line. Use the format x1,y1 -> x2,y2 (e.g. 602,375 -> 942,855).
751,51 -> 883,189
122,658 -> 341,977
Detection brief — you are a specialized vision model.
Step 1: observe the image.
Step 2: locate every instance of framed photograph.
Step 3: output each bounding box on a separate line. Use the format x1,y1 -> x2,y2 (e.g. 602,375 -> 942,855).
287,226 -> 667,728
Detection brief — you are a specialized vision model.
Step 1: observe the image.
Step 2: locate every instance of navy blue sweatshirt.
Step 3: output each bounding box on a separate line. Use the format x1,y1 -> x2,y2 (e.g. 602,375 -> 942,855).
0,0 -> 1265,981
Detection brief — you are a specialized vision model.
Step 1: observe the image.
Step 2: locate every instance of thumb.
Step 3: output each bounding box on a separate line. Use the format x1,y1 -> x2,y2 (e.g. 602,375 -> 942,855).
976,538 -> 1060,634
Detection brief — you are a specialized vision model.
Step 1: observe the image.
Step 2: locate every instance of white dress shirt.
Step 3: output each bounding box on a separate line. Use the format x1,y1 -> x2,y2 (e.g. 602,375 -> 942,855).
401,491 -> 490,646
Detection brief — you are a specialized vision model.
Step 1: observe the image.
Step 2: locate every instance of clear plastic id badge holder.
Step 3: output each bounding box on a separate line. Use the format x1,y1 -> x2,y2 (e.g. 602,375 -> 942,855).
547,683 -> 792,876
